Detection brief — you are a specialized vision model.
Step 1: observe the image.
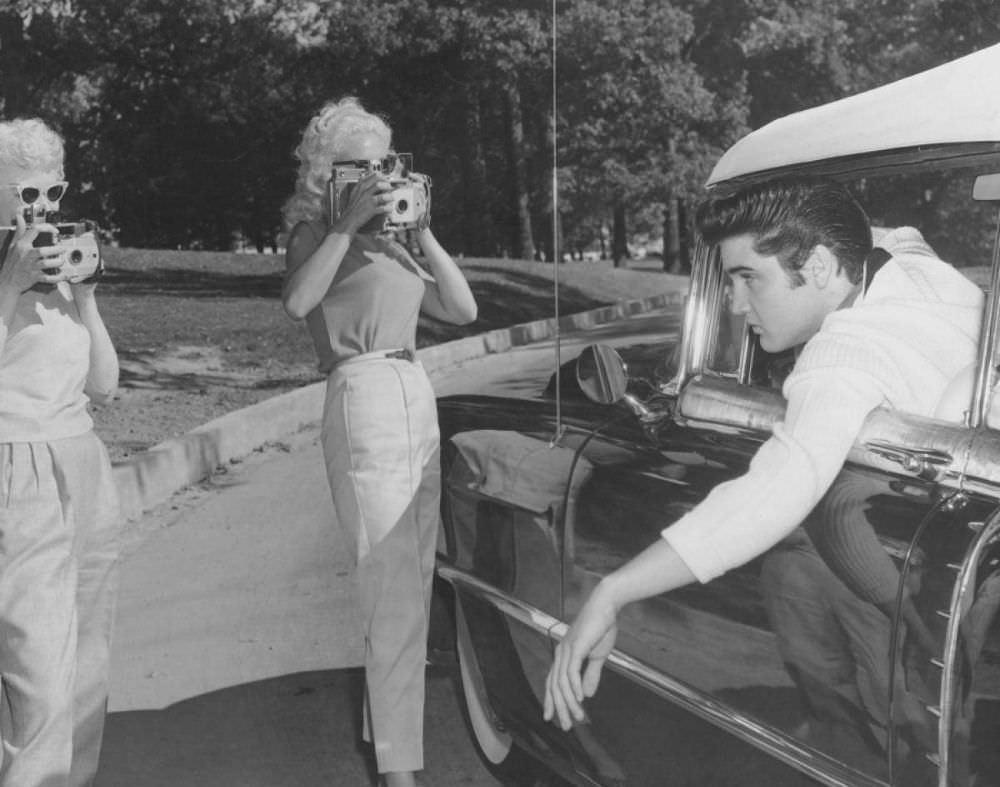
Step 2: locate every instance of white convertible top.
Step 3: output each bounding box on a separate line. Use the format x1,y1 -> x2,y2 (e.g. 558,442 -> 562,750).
707,43 -> 1000,187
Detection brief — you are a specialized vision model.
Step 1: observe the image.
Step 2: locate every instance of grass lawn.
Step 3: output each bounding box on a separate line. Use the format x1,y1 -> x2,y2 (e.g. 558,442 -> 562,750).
94,247 -> 687,462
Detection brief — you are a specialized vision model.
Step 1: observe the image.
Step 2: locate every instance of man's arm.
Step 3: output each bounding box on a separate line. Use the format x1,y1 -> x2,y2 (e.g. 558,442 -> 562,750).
74,284 -> 119,404
662,368 -> 884,582
543,367 -> 885,728
543,538 -> 695,729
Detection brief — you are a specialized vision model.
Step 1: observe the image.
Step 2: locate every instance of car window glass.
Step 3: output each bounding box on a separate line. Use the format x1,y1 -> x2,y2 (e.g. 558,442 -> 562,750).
702,263 -> 795,390
866,168 -> 998,428
864,169 -> 1000,428
705,276 -> 745,377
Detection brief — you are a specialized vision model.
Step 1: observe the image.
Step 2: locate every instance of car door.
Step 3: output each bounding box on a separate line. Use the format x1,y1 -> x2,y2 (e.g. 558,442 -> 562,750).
907,267 -> 1000,787
558,247 -> 982,787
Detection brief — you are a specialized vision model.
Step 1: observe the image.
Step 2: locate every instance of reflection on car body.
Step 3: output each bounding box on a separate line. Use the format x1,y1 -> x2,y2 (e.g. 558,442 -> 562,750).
435,44 -> 1000,787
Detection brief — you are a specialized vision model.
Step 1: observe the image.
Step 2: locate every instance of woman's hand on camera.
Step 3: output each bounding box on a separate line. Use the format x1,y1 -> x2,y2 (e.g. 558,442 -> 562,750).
0,215 -> 64,294
333,173 -> 392,234
408,173 -> 432,232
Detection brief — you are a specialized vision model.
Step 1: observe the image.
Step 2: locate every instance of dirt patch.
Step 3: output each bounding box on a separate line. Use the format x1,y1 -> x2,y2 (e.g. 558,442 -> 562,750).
98,344 -> 317,464
91,247 -> 683,464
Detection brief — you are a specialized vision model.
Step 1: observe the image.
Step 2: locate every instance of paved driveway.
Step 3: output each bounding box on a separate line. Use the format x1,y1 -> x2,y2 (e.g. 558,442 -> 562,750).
99,430 -> 499,786
97,309 -> 681,785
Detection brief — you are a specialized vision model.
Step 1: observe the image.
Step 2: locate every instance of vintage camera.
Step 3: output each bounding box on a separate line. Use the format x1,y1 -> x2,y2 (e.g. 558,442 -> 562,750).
31,220 -> 103,284
328,153 -> 430,232
2,191 -> 102,285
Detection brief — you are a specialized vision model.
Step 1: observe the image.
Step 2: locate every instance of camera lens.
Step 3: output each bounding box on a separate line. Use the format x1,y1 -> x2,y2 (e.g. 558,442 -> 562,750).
395,199 -> 409,214
70,249 -> 83,264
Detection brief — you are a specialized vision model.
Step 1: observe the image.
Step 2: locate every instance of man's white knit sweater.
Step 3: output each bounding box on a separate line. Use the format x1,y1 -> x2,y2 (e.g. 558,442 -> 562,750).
661,227 -> 984,583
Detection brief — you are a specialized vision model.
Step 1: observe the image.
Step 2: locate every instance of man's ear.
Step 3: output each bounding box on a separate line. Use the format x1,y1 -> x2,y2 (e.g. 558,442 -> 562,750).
807,244 -> 839,288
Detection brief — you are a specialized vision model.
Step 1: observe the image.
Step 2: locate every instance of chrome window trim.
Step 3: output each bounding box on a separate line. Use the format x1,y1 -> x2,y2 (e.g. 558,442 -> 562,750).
438,563 -> 887,787
938,509 -> 1000,782
707,143 -> 1000,194
970,207 -> 1000,428
736,321 -> 756,383
674,238 -> 712,387
962,426 -> 1000,494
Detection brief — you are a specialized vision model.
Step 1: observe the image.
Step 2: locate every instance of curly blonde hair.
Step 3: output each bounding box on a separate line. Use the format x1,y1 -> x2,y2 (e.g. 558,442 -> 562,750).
0,117 -> 65,176
281,97 -> 392,232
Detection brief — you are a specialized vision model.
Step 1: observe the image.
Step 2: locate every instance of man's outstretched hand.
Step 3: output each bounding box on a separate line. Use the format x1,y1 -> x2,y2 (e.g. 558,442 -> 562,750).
543,586 -> 619,730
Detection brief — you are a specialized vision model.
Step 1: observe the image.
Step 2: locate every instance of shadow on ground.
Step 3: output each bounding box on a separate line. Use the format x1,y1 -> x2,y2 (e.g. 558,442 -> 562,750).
102,263 -> 612,317
115,344 -> 317,392
98,664 -> 500,787
101,267 -> 284,299
101,262 -> 617,352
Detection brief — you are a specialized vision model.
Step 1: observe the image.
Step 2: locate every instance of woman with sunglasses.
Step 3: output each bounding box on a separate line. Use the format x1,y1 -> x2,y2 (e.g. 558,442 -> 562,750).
0,117 -> 120,787
282,97 -> 477,787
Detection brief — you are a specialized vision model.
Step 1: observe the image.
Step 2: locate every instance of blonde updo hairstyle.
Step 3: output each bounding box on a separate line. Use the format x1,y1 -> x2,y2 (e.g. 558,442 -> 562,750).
281,97 -> 392,232
0,117 -> 65,176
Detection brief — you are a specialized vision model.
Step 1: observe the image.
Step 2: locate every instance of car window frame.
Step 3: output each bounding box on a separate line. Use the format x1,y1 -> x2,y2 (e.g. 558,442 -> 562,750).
675,241 -> 783,389
676,156 -> 1000,437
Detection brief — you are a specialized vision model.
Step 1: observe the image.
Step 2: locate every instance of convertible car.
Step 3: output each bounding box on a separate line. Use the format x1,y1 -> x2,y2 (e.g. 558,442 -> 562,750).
434,44 -> 1000,787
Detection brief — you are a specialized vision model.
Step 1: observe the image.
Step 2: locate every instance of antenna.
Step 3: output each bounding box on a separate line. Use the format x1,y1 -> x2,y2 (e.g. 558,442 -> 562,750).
550,0 -> 565,446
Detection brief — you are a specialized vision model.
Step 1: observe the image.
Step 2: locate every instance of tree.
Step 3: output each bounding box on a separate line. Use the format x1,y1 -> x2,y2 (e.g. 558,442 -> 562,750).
4,0 -> 332,248
555,0 -> 750,267
504,79 -> 536,259
290,0 -> 552,260
4,0 -> 993,258
61,1 -> 320,248
0,2 -> 82,118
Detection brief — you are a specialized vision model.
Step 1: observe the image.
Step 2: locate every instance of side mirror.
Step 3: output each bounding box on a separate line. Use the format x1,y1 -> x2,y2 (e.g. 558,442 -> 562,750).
576,344 -> 629,404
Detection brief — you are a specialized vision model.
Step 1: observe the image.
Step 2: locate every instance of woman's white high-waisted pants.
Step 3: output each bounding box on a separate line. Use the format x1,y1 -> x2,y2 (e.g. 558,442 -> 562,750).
0,432 -> 121,787
321,354 -> 440,774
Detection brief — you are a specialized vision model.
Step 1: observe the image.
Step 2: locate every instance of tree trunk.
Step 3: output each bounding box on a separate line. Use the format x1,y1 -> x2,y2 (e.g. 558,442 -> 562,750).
662,138 -> 691,273
678,197 -> 691,273
461,85 -> 490,256
503,80 -> 534,261
535,103 -> 557,261
0,12 -> 28,117
612,203 -> 628,267
663,192 -> 682,273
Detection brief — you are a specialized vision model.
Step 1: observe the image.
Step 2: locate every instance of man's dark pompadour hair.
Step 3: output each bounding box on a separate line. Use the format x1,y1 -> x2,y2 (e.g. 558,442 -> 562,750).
696,178 -> 873,285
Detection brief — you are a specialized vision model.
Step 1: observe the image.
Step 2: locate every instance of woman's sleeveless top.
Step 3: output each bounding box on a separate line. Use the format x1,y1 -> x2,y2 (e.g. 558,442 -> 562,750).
300,230 -> 429,373
0,277 -> 93,441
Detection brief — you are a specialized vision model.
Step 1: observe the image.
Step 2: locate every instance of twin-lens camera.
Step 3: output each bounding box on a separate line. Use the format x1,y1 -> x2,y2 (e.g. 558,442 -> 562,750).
328,153 -> 430,232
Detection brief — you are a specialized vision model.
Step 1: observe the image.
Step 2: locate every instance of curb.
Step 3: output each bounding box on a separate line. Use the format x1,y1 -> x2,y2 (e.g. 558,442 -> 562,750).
112,289 -> 685,522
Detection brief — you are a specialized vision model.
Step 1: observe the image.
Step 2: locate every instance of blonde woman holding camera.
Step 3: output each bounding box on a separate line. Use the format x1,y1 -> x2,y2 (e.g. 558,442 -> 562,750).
282,97 -> 477,787
0,117 -> 120,787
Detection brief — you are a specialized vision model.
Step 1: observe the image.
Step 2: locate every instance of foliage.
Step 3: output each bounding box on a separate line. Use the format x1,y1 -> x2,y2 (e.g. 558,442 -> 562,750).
0,0 -> 996,262
554,0 -> 752,258
27,0 -> 318,249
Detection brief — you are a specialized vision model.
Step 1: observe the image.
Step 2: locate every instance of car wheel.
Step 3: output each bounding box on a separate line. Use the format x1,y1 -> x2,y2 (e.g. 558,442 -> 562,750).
454,596 -> 573,787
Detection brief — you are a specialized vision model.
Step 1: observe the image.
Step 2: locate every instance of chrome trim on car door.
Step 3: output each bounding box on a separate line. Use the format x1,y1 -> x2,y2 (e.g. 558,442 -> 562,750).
863,442 -> 954,481
437,563 -> 888,787
937,508 -> 1000,785
676,375 -> 977,491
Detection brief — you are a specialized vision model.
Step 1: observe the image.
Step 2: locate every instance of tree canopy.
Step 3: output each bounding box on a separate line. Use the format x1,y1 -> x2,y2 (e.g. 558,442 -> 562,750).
0,0 -> 995,265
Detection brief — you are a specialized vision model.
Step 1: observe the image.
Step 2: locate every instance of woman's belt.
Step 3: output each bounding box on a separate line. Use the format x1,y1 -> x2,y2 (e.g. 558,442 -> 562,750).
335,348 -> 415,368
